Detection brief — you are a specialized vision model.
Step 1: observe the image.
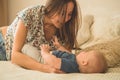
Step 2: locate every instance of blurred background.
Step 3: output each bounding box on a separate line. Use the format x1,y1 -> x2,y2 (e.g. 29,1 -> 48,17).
0,0 -> 120,27
0,0 -> 46,26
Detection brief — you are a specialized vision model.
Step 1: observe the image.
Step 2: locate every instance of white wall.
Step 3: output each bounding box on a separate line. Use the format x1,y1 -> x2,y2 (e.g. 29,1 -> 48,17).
8,0 -> 120,24
78,0 -> 120,17
0,0 -> 8,26
77,0 -> 120,48
8,0 -> 46,24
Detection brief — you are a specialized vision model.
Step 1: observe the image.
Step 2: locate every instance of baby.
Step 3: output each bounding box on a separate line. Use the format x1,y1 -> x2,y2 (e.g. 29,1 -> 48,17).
40,37 -> 107,73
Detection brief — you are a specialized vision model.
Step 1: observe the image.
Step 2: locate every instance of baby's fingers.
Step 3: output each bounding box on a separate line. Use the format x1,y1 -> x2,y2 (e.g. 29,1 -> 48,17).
40,44 -> 49,48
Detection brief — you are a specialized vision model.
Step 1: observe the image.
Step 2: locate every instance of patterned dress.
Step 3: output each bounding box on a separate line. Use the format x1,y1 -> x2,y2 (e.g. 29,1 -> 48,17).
5,5 -> 60,61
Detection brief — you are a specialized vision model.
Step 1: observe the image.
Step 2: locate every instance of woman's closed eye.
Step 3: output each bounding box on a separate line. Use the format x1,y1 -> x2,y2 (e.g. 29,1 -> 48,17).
61,10 -> 66,17
68,13 -> 72,17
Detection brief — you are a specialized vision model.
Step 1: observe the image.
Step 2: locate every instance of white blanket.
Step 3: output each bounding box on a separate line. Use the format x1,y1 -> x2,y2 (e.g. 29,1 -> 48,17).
1,61 -> 120,80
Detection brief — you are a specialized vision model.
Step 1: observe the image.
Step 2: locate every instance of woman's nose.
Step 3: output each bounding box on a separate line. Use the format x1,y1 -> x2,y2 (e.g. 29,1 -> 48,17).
65,16 -> 70,22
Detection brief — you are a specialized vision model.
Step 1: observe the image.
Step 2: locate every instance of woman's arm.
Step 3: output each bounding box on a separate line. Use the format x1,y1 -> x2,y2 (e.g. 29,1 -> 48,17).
11,20 -> 58,73
40,44 -> 61,70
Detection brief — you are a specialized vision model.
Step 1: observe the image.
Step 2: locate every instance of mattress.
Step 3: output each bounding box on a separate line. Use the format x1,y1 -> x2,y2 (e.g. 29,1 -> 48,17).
1,61 -> 120,80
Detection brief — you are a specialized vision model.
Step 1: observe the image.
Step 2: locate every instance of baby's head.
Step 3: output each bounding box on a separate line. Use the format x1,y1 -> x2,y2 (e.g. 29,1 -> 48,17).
76,50 -> 107,73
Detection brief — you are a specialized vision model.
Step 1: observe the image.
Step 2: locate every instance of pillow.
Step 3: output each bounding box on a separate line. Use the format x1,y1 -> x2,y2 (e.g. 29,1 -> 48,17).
82,37 -> 120,68
77,15 -> 94,47
80,15 -> 120,49
109,15 -> 120,37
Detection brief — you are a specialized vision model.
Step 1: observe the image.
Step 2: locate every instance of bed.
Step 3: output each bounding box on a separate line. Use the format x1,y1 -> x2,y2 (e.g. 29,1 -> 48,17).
1,61 -> 120,80
1,0 -> 120,80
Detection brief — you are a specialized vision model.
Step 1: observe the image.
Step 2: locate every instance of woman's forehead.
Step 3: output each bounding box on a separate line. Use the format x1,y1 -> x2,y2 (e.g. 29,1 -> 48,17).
66,2 -> 74,12
61,2 -> 74,13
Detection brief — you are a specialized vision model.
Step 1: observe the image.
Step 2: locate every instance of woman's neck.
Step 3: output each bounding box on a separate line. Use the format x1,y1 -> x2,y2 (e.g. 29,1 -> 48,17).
43,15 -> 51,25
43,15 -> 57,41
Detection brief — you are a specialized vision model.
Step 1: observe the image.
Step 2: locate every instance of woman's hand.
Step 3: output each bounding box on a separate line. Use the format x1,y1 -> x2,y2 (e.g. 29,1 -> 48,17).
43,64 -> 65,73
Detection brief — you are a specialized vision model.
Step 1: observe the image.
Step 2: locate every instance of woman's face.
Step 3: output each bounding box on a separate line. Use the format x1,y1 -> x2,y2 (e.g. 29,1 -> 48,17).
50,2 -> 74,28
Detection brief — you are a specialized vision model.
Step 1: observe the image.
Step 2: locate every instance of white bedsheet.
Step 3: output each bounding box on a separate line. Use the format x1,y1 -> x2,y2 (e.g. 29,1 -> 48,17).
1,61 -> 120,80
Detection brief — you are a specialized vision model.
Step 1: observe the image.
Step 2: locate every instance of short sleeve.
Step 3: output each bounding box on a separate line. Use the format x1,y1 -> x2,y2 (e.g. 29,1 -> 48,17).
61,58 -> 79,73
17,5 -> 41,29
52,50 -> 66,57
52,51 -> 79,73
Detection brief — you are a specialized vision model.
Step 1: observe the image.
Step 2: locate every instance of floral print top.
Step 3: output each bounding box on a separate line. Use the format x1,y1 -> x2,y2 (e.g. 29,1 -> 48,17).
5,5 -> 58,60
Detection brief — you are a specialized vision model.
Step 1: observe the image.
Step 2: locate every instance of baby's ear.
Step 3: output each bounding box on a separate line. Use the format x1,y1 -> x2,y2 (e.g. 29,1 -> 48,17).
81,60 -> 88,66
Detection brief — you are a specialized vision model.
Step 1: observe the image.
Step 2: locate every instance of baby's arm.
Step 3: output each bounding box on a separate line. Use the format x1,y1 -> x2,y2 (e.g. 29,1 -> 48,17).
40,44 -> 61,69
52,36 -> 71,53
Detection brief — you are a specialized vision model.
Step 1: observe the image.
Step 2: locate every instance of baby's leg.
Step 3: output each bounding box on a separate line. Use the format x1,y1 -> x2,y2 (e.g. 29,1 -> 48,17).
0,30 -> 7,60
22,43 -> 43,63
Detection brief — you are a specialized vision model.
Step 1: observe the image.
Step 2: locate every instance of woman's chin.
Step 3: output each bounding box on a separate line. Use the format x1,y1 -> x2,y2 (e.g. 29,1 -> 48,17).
55,24 -> 63,29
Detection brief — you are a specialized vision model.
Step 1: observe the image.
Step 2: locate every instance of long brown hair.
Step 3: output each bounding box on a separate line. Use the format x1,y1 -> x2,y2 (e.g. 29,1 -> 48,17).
45,0 -> 82,50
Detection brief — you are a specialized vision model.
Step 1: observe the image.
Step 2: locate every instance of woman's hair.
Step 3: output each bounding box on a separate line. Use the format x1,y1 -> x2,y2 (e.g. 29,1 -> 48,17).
44,0 -> 82,50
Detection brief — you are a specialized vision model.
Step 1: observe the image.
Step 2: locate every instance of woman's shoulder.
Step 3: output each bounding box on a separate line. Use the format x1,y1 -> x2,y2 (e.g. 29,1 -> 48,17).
17,4 -> 45,16
16,4 -> 45,28
25,5 -> 42,11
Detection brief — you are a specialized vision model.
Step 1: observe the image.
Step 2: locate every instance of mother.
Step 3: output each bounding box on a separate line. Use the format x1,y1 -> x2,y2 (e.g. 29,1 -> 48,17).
1,0 -> 81,73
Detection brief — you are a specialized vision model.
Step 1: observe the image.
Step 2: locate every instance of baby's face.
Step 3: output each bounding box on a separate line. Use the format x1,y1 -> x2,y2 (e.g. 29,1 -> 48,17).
76,51 -> 100,73
76,51 -> 88,65
78,50 -> 97,57
76,51 -> 97,65
77,51 -> 90,60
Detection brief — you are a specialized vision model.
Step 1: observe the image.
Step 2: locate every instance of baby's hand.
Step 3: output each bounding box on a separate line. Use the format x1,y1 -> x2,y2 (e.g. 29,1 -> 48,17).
40,44 -> 50,53
52,36 -> 61,48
